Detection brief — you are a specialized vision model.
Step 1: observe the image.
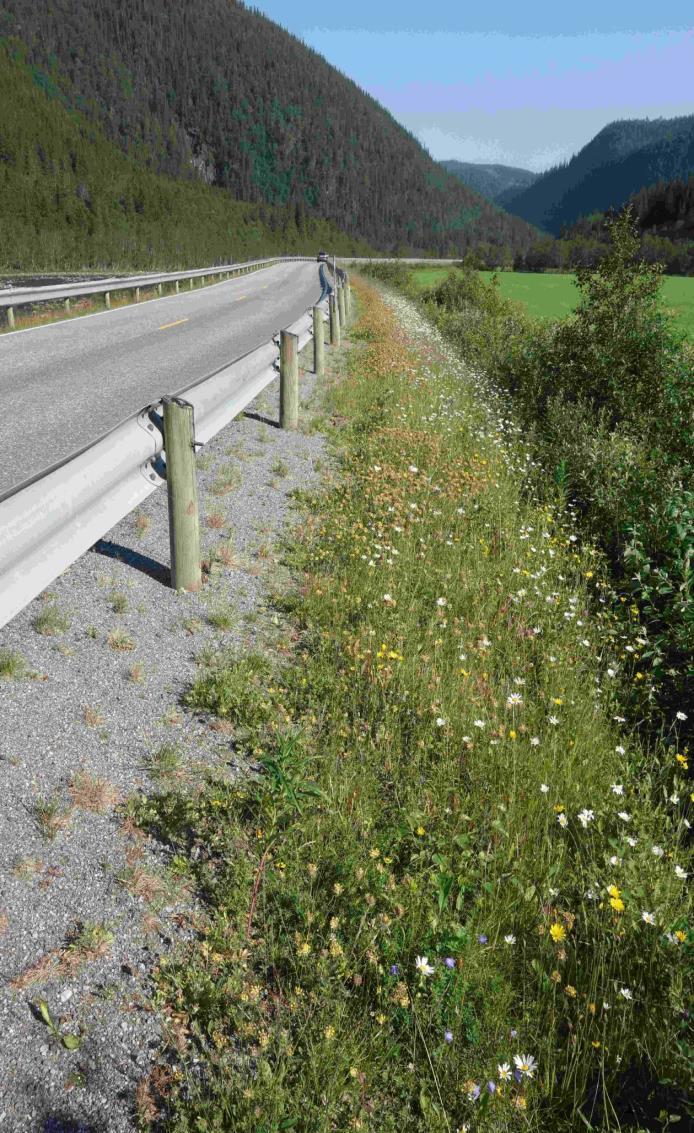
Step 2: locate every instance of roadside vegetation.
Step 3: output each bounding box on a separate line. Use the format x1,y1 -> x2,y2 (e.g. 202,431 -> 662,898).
410,267 -> 694,340
366,212 -> 694,747
131,275 -> 691,1130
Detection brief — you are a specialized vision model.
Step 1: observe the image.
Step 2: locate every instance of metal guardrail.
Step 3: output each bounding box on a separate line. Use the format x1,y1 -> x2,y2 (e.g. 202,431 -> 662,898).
0,270 -> 330,630
0,256 -> 317,313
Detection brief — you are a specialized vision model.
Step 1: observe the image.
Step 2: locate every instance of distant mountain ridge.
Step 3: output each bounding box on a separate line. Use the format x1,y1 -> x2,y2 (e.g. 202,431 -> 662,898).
0,0 -> 538,258
499,115 -> 694,234
440,160 -> 538,202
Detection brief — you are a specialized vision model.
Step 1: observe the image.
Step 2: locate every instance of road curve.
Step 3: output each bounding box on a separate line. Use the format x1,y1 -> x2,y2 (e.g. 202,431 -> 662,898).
0,261 -> 321,496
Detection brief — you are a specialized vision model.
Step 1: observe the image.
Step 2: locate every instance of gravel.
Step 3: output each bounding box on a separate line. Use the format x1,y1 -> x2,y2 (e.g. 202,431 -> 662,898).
0,346 -> 327,1131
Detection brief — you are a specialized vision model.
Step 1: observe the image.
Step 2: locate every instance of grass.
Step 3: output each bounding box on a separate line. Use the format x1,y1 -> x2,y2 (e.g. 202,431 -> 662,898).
411,267 -> 694,337
32,797 -> 72,841
0,648 -> 27,679
32,603 -> 70,636
130,281 -> 691,1130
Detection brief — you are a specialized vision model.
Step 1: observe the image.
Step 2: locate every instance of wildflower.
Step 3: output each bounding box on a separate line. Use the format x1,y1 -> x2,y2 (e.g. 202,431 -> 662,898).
676,711 -> 688,721
641,911 -> 656,925
550,969 -> 562,983
564,985 -> 577,998
369,848 -> 380,858
307,863 -> 318,878
498,1063 -> 512,1081
611,784 -> 624,795
444,957 -> 456,969
333,882 -> 344,895
298,941 -> 312,956
675,930 -> 686,943
610,897 -> 625,912
436,597 -> 448,608
609,855 -> 620,867
540,783 -> 549,793
615,745 -> 625,755
617,812 -> 631,823
577,809 -> 594,828
504,934 -> 516,945
674,865 -> 688,880
408,465 -> 418,473
530,736 -> 540,746
557,812 -> 568,828
415,826 -> 426,836
324,1025 -> 336,1040
513,1053 -> 537,1079
435,717 -> 446,727
444,1030 -> 453,1043
473,719 -> 485,729
375,1013 -> 386,1025
464,1081 -> 481,1102
477,933 -> 488,944
608,885 -> 621,899
487,1080 -> 497,1095
389,965 -> 399,976
548,716 -> 560,725
415,956 -> 434,976
651,845 -> 665,858
626,837 -> 638,847
550,923 -> 566,943
506,693 -> 523,708
619,987 -> 633,1001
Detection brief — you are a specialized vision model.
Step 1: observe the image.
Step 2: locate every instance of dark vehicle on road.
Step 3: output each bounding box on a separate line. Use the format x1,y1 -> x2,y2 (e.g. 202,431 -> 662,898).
317,250 -> 329,262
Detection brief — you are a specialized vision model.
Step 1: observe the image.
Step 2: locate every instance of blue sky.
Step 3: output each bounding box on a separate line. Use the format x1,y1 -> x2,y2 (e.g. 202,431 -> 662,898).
251,3 -> 694,171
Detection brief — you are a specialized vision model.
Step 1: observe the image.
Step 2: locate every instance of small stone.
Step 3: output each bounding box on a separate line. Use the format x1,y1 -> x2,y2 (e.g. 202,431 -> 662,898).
59,987 -> 73,1003
39,1043 -> 49,1056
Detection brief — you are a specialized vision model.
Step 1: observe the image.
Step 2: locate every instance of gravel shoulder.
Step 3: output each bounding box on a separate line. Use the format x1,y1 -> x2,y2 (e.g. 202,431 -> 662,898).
0,345 -> 328,1132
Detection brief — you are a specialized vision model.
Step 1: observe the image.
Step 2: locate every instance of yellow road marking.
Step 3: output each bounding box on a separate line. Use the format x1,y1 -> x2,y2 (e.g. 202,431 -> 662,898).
158,317 -> 189,331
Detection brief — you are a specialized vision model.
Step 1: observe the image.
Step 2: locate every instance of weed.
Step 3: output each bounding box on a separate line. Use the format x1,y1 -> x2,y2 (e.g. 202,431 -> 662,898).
32,798 -> 71,841
68,771 -> 120,812
146,744 -> 182,781
82,705 -> 105,727
109,590 -> 129,614
128,662 -> 146,683
0,649 -> 26,679
32,604 -> 70,636
271,458 -> 289,477
134,511 -> 151,537
211,464 -> 241,496
107,628 -> 135,651
205,510 -> 226,530
208,608 -> 235,631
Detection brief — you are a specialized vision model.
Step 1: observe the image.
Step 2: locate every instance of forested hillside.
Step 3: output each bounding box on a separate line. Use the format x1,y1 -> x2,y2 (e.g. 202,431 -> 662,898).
501,116 -> 694,234
0,44 -> 374,270
0,0 -> 537,259
441,159 -> 538,202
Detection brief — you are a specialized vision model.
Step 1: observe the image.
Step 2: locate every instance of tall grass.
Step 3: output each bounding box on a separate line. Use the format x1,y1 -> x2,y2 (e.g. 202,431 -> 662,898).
132,280 -> 691,1131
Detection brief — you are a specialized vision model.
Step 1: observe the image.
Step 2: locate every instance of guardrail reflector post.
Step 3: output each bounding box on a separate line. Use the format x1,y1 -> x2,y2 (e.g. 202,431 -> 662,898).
338,283 -> 346,328
329,294 -> 341,347
279,329 -> 299,430
175,280 -> 179,294
313,305 -> 324,379
7,306 -> 14,329
163,397 -> 202,592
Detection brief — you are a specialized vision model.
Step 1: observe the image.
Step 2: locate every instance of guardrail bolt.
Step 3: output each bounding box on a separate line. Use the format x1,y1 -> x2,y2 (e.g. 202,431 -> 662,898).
329,294 -> 341,347
312,305 -> 325,379
163,397 -> 202,592
7,306 -> 15,329
279,329 -> 299,430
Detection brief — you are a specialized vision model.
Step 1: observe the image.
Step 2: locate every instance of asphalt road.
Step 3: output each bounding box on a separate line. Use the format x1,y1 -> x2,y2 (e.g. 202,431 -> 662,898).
0,260 -> 321,496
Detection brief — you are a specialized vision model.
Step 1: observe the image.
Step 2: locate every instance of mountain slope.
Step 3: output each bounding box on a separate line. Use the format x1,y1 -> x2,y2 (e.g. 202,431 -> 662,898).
441,160 -> 538,202
500,116 -> 694,234
0,43 -> 375,271
0,0 -> 538,258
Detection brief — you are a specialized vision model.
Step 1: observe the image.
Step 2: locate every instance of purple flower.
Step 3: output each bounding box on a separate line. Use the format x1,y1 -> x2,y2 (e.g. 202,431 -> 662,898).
471,1084 -> 481,1102
444,957 -> 455,969
444,1030 -> 453,1043
509,1028 -> 517,1038
487,1080 -> 497,1095
477,934 -> 488,944
390,964 -> 399,976
514,1069 -> 523,1084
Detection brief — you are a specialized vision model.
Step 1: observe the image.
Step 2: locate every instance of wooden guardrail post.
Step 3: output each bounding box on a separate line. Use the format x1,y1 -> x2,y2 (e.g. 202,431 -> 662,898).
338,282 -> 346,328
279,329 -> 299,430
175,280 -> 179,294
104,291 -> 111,309
162,397 -> 202,592
329,293 -> 341,347
64,298 -> 71,314
7,306 -> 15,329
135,287 -> 140,302
158,283 -> 163,296
312,305 -> 324,378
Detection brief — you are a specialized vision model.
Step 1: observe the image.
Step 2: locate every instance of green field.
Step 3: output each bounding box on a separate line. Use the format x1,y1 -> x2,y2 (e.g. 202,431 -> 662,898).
411,267 -> 694,337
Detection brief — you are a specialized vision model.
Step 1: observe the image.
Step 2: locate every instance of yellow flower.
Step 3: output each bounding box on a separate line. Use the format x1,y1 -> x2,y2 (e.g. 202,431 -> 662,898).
376,1013 -> 386,1025
550,923 -> 566,943
608,885 -> 621,899
564,985 -> 577,998
324,1025 -> 335,1040
415,826 -> 426,836
369,848 -> 380,858
675,930 -> 686,943
610,897 -> 625,913
298,941 -> 312,956
592,1040 -> 601,1049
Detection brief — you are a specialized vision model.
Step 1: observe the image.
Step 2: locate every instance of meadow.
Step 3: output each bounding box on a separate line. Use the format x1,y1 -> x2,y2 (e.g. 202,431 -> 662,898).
411,268 -> 694,338
131,277 -> 692,1131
